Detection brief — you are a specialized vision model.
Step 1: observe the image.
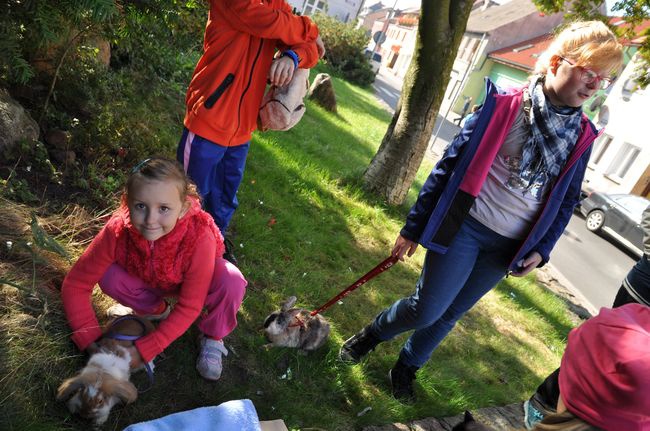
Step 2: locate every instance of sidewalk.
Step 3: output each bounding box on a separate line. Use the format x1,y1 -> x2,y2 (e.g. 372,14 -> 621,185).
538,263 -> 598,318
362,403 -> 526,430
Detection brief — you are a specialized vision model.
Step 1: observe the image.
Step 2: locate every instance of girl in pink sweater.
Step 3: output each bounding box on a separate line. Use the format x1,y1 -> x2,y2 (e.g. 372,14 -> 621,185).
61,157 -> 247,380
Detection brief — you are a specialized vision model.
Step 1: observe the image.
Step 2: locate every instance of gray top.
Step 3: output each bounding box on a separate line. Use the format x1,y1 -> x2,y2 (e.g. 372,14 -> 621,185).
469,104 -> 550,239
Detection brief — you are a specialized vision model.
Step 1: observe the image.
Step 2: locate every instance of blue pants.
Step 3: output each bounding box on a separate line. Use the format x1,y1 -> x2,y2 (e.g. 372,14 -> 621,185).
177,128 -> 250,233
371,216 -> 520,368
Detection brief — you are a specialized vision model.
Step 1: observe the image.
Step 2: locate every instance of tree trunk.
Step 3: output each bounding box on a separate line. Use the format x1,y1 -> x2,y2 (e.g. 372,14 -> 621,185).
362,0 -> 474,205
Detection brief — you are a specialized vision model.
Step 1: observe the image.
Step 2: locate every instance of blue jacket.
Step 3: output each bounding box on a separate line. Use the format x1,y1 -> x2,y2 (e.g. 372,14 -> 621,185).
401,80 -> 598,271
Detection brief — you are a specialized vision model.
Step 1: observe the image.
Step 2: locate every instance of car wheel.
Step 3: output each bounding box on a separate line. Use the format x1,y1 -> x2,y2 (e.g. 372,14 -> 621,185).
586,210 -> 605,232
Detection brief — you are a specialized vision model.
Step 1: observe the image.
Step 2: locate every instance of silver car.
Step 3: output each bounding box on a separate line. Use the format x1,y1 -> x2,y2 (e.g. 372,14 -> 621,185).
579,192 -> 650,257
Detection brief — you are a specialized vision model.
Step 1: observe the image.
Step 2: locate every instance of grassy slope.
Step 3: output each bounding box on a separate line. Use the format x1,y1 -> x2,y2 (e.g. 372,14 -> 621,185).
0,68 -> 579,430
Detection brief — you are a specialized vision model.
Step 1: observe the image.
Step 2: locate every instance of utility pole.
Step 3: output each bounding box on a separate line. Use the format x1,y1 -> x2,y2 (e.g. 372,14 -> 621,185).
372,0 -> 399,57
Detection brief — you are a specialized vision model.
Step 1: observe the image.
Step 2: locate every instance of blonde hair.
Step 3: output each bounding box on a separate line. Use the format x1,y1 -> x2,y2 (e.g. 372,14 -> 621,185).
534,21 -> 623,77
124,157 -> 200,203
534,411 -> 603,431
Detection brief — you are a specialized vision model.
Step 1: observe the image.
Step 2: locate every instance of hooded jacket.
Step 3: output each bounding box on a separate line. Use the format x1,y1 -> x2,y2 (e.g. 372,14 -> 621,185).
559,303 -> 650,431
61,198 -> 225,362
401,80 -> 597,271
184,0 -> 320,147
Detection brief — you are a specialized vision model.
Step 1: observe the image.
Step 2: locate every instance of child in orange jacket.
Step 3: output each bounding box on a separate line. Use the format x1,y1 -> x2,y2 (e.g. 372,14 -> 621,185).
177,0 -> 325,262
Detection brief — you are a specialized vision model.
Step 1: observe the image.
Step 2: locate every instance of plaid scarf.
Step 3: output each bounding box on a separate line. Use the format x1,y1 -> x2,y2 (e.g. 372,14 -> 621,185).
520,76 -> 582,185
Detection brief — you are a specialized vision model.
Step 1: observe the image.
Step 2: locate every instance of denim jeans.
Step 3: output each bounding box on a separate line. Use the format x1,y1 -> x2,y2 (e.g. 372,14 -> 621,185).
371,216 -> 520,367
177,127 -> 250,233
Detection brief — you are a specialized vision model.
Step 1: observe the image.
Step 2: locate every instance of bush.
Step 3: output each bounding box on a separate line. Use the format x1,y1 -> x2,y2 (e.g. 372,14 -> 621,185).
312,13 -> 375,87
0,0 -> 206,209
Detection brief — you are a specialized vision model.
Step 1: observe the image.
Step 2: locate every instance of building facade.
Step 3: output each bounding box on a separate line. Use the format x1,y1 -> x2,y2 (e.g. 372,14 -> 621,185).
584,52 -> 650,197
287,0 -> 364,23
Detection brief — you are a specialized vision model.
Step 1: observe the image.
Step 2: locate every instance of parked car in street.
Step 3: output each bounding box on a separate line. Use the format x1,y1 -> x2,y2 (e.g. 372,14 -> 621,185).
579,191 -> 650,257
363,49 -> 382,74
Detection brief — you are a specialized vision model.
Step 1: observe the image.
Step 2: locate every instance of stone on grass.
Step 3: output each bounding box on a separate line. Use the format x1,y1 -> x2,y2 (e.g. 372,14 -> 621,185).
308,73 -> 337,113
0,88 -> 39,153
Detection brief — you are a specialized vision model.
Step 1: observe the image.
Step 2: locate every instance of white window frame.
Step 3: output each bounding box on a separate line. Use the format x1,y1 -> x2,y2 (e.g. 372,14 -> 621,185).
605,142 -> 641,180
590,134 -> 613,166
303,0 -> 326,15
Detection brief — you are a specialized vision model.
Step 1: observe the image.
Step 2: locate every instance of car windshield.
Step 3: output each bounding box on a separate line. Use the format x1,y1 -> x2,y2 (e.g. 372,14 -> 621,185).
612,195 -> 650,223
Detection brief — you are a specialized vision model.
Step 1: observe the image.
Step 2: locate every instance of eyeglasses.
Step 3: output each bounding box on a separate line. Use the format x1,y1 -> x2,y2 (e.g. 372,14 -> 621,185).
560,57 -> 613,90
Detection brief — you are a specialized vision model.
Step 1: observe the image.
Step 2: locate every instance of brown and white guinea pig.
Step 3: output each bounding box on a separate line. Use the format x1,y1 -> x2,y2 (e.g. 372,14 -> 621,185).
263,296 -> 330,352
56,315 -> 155,426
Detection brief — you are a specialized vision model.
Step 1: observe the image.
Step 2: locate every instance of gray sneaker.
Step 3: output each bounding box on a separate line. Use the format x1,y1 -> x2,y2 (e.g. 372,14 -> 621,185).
523,399 -> 546,430
196,336 -> 228,381
106,303 -> 134,317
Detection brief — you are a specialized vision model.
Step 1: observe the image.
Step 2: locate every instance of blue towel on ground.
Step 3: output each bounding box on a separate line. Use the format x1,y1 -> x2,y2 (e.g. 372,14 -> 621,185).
123,399 -> 261,431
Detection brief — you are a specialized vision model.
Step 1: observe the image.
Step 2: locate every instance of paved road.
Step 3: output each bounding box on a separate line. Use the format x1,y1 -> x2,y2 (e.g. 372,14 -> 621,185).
372,68 -> 460,159
372,69 -> 402,112
549,212 -> 638,310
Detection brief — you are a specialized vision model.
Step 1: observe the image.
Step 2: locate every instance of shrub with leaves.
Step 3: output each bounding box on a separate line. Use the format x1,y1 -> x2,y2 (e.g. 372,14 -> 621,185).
312,13 -> 375,87
0,0 -> 119,85
0,1 -> 207,209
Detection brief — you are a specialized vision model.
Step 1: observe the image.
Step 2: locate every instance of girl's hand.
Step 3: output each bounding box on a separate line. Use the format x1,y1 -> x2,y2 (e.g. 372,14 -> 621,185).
268,57 -> 295,87
392,235 -> 418,261
510,252 -> 543,277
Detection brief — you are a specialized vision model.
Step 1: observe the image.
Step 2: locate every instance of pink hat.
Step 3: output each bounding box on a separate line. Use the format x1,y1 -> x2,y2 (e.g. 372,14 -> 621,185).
559,303 -> 650,431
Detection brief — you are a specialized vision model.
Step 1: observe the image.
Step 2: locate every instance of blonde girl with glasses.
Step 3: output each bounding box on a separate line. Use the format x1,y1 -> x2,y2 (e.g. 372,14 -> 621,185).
339,21 -> 624,402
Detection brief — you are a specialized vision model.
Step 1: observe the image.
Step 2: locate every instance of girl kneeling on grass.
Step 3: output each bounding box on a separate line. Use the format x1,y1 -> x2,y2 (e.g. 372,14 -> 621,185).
61,157 -> 247,381
339,21 -> 623,401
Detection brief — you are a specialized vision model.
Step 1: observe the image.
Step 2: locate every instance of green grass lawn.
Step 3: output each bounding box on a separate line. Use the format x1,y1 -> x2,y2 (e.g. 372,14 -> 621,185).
0,68 -> 580,430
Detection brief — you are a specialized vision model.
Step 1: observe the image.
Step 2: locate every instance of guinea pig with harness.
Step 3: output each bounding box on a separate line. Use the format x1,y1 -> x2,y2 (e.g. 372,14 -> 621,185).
56,315 -> 156,426
263,296 -> 330,352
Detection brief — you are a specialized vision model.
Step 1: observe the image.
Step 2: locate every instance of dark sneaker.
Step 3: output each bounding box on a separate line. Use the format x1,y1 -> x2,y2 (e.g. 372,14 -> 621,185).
223,237 -> 238,265
338,325 -> 382,364
389,360 -> 418,401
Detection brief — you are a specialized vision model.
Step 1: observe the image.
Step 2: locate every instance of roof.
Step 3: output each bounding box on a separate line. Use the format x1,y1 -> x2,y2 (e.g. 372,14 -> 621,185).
487,17 -> 650,72
488,33 -> 552,71
466,0 -> 544,33
367,2 -> 384,12
610,16 -> 650,46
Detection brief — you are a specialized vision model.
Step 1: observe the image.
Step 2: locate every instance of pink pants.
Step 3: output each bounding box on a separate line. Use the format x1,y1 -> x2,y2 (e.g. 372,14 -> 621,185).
99,258 -> 247,339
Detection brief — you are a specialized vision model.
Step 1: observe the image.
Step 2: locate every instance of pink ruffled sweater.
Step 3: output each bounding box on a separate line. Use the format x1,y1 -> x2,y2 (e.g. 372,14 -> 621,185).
61,197 -> 224,362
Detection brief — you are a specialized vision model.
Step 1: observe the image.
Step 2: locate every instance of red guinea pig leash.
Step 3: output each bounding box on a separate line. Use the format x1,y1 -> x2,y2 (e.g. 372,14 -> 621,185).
289,256 -> 399,328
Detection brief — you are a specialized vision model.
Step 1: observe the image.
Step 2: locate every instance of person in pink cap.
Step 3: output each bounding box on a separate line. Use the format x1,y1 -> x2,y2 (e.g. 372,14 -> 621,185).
534,303 -> 650,430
